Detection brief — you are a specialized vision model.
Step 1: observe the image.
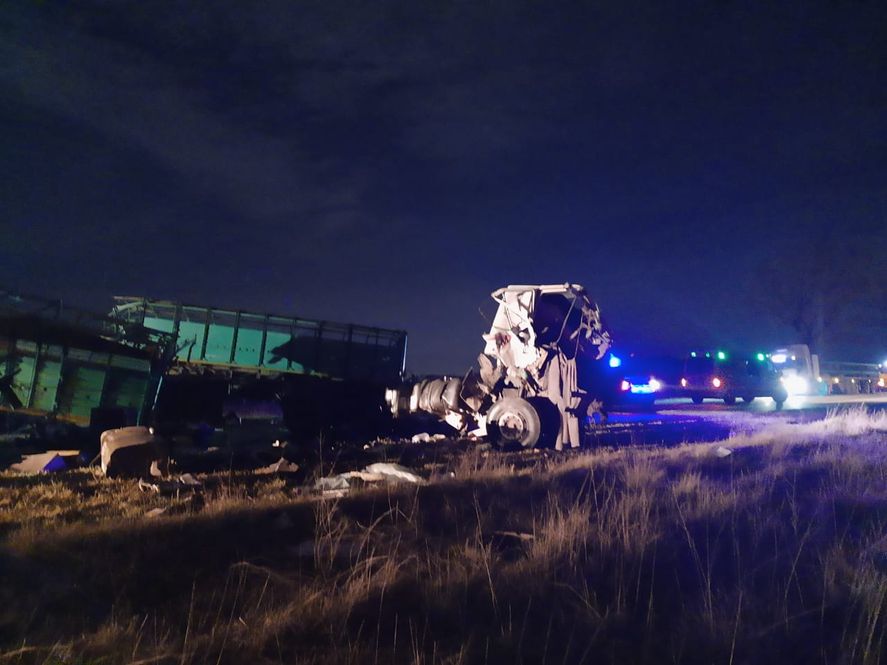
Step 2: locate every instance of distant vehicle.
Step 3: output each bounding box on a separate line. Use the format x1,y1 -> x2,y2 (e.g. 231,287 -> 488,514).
769,344 -> 881,396
680,351 -> 788,406
607,353 -> 682,409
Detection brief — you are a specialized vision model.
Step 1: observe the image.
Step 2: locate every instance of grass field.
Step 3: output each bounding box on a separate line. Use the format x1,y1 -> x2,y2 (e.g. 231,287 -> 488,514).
0,408 -> 885,664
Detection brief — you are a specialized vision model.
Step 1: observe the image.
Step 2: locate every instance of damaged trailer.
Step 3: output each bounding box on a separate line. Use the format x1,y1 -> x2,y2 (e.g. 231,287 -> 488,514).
387,284 -> 613,450
0,289 -> 171,430
111,298 -> 408,438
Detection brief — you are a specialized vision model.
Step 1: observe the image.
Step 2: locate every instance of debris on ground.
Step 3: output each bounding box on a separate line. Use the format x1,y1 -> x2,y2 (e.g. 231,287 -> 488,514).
138,474 -> 203,495
9,450 -> 81,474
100,426 -> 168,478
0,425 -> 39,446
144,494 -> 205,517
713,445 -> 733,458
312,462 -> 425,498
314,475 -> 350,493
255,458 -> 300,474
410,432 -> 447,444
361,462 -> 424,484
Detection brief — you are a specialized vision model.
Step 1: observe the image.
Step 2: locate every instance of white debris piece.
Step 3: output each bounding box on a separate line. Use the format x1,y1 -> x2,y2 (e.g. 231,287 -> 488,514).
714,446 -> 733,458
314,475 -> 350,491
363,462 -> 424,484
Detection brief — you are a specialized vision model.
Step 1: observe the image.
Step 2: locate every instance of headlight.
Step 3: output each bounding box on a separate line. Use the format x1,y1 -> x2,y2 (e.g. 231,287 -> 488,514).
649,378 -> 662,392
620,380 -> 631,391
680,378 -> 687,387
712,377 -> 722,388
783,375 -> 809,395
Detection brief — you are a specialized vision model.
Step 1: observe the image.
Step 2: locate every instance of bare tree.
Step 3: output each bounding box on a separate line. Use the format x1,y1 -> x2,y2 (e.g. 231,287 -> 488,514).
753,228 -> 884,354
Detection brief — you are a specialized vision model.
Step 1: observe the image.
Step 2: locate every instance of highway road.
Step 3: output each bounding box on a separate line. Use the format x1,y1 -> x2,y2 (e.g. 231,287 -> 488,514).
587,394 -> 887,448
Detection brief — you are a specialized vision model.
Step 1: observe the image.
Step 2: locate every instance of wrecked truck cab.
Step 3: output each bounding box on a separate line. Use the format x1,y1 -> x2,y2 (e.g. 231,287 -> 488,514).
388,284 -> 612,450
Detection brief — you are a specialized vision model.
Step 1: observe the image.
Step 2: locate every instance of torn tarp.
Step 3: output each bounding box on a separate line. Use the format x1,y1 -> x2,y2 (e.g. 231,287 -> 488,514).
9,450 -> 81,474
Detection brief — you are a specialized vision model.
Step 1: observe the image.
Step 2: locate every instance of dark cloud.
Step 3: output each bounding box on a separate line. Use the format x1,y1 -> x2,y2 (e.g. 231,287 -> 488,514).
2,1 -> 885,371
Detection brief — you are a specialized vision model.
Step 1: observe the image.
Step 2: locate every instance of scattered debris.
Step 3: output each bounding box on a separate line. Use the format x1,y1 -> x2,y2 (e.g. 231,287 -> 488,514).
138,474 -> 203,495
144,494 -> 205,517
256,458 -> 300,474
714,445 -> 733,458
0,425 -> 39,446
9,450 -> 80,474
362,462 -> 424,484
490,530 -> 535,561
313,462 -> 424,495
100,426 -> 168,478
314,475 -> 350,492
410,432 -> 447,444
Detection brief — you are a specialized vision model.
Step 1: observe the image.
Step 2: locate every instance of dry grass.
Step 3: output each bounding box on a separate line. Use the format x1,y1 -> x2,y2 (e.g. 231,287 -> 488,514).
0,407 -> 885,664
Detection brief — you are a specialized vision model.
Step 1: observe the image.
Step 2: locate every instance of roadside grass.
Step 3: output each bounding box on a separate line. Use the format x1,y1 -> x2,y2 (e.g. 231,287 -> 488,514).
0,407 -> 884,664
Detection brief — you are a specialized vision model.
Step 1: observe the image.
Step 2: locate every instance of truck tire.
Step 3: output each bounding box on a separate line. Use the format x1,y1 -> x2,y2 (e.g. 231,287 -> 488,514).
487,397 -> 542,449
723,395 -> 736,405
741,395 -> 756,404
691,395 -> 704,404
772,387 -> 788,406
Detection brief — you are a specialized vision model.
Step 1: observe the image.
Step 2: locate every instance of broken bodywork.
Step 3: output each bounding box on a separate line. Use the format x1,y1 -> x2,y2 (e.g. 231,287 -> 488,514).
388,284 -> 612,449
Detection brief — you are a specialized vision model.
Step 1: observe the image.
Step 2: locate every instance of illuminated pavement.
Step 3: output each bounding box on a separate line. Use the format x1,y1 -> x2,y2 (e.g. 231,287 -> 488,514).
587,394 -> 887,448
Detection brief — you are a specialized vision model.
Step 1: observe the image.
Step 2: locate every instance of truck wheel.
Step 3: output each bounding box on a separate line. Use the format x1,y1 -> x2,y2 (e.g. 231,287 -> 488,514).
691,395 -> 704,404
723,395 -> 736,405
487,397 -> 542,449
772,387 -> 788,406
741,395 -> 756,404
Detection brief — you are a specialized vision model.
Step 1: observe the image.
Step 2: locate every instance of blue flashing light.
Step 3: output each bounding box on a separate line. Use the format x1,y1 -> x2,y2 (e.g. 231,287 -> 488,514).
690,351 -> 697,358
608,354 -> 622,368
756,353 -> 765,362
716,351 -> 726,360
705,352 -> 711,358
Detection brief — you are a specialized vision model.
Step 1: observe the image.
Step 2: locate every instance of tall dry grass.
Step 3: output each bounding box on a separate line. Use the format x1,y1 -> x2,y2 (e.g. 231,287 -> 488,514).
0,407 -> 885,663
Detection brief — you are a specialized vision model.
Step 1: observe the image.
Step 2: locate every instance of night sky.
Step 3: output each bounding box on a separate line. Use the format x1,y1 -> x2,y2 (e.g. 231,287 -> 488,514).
2,2 -> 885,373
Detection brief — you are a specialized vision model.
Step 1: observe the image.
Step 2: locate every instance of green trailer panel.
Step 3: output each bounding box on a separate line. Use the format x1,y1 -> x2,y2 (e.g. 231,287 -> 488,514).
115,298 -> 407,384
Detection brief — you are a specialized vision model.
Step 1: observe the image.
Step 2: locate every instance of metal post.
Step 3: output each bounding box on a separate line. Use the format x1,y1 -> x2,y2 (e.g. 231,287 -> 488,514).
98,353 -> 114,407
200,307 -> 211,361
26,341 -> 41,408
230,311 -> 241,365
288,320 -> 296,370
258,314 -> 269,367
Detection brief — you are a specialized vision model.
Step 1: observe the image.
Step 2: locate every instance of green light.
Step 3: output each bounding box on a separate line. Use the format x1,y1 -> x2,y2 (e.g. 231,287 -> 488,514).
690,351 -> 697,358
756,353 -> 765,362
716,351 -> 726,360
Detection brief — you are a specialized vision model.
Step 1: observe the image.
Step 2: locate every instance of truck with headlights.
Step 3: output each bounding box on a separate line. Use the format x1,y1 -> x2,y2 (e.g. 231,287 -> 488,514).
769,344 -> 882,396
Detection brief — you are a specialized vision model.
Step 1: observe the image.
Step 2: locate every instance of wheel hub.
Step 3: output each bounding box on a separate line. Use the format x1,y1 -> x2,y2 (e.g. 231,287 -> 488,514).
498,411 -> 527,441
